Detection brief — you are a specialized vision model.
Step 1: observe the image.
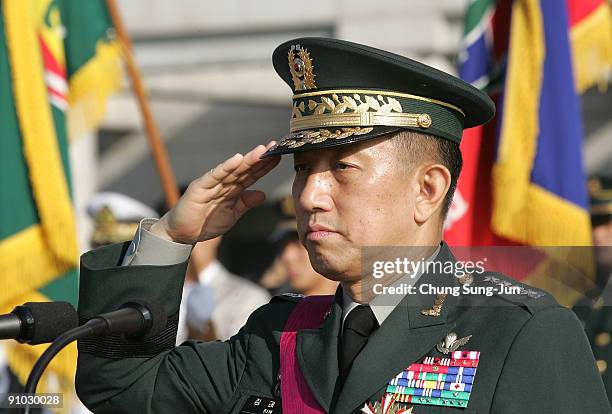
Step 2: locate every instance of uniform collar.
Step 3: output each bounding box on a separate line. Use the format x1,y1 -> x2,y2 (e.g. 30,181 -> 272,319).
341,244 -> 442,328
332,242 -> 460,413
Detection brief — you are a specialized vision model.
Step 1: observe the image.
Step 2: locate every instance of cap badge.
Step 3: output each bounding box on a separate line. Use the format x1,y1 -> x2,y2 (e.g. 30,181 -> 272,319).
288,44 -> 316,91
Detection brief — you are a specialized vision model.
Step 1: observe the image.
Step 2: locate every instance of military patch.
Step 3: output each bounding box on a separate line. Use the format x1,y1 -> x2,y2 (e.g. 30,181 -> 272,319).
436,331 -> 472,354
384,350 -> 480,409
239,395 -> 281,414
282,292 -> 305,299
482,275 -> 545,299
270,292 -> 305,304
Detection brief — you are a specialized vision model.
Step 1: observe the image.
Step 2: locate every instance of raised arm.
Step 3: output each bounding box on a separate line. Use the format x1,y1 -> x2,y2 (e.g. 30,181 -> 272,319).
76,144 -> 280,413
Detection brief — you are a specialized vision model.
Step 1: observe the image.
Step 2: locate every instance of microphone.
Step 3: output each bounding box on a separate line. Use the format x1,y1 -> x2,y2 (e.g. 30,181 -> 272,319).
82,299 -> 168,339
23,299 -> 167,411
0,302 -> 78,345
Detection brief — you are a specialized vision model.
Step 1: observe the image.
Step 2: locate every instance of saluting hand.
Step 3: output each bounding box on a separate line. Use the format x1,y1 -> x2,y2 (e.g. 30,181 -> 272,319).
150,142 -> 280,244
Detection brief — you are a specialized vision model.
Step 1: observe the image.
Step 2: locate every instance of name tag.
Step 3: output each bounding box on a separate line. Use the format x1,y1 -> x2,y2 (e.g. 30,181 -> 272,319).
239,395 -> 281,414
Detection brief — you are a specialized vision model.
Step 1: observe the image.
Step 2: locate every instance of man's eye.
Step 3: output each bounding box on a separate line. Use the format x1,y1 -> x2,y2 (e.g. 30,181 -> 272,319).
335,162 -> 351,170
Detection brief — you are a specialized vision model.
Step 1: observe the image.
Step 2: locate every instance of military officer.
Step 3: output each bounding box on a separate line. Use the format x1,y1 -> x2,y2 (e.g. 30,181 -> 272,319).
86,192 -> 160,248
574,176 -> 612,402
75,38 -> 610,413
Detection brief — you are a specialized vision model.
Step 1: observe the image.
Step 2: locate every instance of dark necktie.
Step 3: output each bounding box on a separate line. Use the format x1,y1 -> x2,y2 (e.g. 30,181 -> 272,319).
339,305 -> 379,383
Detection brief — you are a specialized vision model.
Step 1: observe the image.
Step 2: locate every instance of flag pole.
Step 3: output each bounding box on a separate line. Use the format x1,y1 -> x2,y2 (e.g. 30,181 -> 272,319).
105,0 -> 180,207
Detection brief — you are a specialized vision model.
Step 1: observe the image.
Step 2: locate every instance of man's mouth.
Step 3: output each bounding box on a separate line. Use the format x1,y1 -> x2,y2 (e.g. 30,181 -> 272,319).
306,224 -> 337,241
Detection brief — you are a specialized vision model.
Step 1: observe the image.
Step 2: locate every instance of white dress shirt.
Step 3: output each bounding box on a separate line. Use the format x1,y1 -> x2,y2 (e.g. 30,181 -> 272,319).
341,245 -> 441,328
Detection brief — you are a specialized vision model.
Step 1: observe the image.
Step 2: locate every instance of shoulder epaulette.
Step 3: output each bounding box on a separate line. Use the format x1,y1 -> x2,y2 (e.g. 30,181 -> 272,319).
473,271 -> 558,314
270,292 -> 305,304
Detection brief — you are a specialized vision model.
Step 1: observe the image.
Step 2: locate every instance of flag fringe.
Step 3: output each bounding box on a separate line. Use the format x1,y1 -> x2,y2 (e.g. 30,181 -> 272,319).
67,40 -> 123,140
491,0 -> 544,242
3,0 -> 79,266
0,226 -> 73,309
492,177 -> 593,245
570,3 -> 612,93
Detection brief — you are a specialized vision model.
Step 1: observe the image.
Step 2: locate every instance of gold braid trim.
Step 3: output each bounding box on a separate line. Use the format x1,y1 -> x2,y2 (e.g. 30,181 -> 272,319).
290,93 -> 431,132
278,127 -> 374,149
294,88 -> 464,115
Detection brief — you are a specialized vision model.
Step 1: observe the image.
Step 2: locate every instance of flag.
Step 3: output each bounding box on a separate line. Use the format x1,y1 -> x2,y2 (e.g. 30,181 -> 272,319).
445,0 -> 612,304
444,0 -> 513,246
0,0 -> 121,395
568,0 -> 612,93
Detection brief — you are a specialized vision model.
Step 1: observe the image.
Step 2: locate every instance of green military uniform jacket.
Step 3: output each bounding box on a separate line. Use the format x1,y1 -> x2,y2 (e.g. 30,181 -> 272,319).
76,243 -> 610,413
573,288 -> 612,403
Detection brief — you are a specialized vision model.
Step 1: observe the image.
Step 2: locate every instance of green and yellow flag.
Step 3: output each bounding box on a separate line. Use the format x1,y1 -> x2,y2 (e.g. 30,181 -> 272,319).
0,0 -> 121,395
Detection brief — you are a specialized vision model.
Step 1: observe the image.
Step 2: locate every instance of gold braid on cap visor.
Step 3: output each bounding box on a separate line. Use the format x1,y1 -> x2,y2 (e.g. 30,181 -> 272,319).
289,89 -> 464,133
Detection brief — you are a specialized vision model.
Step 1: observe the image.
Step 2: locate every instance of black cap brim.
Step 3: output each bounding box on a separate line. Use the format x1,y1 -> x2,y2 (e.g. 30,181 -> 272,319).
263,126 -> 400,158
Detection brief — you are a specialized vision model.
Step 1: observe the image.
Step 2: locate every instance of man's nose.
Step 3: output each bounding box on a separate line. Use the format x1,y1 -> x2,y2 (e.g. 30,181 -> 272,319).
296,171 -> 333,213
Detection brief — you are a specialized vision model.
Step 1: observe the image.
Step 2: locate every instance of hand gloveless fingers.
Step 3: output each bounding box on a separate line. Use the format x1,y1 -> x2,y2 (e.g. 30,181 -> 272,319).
229,145 -> 270,177
233,142 -> 280,186
196,153 -> 244,190
236,156 -> 280,190
198,144 -> 275,190
233,190 -> 267,217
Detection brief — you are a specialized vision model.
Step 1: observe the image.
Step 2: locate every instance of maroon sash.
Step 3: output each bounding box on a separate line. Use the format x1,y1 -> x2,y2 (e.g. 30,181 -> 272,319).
280,295 -> 334,413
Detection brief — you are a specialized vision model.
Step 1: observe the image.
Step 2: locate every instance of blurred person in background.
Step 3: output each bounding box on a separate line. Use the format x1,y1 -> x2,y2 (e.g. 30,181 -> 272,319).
187,236 -> 270,341
184,281 -> 216,341
87,192 -> 160,248
574,176 -> 612,401
274,196 -> 338,296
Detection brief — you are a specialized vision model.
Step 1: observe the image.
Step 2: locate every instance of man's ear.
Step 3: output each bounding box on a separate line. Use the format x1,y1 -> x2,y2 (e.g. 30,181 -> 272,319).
413,164 -> 451,224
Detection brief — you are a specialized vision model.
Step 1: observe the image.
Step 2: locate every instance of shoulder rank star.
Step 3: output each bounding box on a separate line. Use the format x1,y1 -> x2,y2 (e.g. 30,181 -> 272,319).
436,332 -> 472,354
362,394 -> 413,414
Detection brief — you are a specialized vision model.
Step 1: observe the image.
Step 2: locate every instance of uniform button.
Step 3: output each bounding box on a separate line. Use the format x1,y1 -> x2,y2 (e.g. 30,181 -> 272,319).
595,332 -> 611,347
597,360 -> 607,374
